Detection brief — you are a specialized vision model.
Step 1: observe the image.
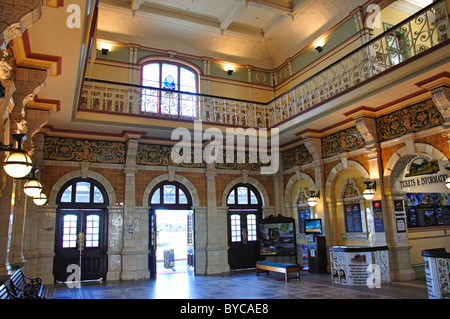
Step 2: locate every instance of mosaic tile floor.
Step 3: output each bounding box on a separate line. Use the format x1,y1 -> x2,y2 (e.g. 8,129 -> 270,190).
46,270 -> 428,300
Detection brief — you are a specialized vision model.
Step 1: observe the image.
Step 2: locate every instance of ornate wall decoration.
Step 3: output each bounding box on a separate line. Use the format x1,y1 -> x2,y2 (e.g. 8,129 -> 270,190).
343,182 -> 359,198
322,127 -> 366,158
216,151 -> 262,171
377,99 -> 443,142
136,144 -> 171,166
281,144 -> 313,169
44,137 -> 126,164
137,144 -> 206,168
410,99 -> 444,131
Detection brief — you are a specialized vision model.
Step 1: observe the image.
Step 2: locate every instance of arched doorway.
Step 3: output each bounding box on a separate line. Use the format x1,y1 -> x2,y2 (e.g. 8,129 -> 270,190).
53,178 -> 109,282
148,181 -> 194,278
226,183 -> 263,270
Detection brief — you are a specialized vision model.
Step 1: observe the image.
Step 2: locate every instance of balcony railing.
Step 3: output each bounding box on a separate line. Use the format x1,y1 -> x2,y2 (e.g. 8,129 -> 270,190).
78,0 -> 449,129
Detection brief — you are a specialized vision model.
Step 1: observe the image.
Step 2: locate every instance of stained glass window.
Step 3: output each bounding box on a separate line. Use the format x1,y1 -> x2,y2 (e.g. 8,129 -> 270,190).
141,62 -> 198,117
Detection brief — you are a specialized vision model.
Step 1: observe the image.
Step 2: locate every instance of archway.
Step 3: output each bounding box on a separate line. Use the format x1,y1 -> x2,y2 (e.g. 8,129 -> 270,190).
147,180 -> 195,278
226,183 -> 263,270
53,178 -> 109,283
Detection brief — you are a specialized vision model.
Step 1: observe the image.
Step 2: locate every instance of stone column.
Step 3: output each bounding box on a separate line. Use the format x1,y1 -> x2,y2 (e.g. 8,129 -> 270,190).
204,163 -> 229,274
355,114 -> 415,281
121,138 -> 149,280
303,135 -> 328,236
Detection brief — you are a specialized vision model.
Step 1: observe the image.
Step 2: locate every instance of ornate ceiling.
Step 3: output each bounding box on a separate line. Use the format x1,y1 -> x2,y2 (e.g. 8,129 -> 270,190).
98,0 -> 370,68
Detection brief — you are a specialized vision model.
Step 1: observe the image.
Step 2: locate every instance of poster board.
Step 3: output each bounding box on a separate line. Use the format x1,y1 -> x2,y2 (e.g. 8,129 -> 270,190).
258,214 -> 297,262
344,203 -> 363,232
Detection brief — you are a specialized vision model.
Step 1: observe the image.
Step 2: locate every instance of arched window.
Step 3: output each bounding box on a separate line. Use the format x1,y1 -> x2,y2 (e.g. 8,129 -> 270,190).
227,184 -> 262,207
141,61 -> 198,118
56,178 -> 109,207
149,181 -> 193,208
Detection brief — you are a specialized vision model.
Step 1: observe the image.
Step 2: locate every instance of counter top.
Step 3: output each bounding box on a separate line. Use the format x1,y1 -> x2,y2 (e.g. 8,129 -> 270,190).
422,248 -> 450,258
329,245 -> 388,252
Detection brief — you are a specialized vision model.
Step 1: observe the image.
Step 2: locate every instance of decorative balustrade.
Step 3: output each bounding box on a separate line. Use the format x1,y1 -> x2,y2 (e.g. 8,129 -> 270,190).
78,80 -> 269,127
78,0 -> 449,129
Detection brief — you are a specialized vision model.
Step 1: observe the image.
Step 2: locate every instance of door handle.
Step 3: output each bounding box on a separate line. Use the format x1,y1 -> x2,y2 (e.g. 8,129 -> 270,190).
77,232 -> 85,251
242,228 -> 248,245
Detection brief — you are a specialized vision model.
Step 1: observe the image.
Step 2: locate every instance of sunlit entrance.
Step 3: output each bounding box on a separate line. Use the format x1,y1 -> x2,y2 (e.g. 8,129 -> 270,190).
148,181 -> 195,278
156,209 -> 194,275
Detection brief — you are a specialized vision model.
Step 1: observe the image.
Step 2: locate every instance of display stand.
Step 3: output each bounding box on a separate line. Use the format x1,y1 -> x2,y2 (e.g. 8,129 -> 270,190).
307,235 -> 327,273
258,214 -> 297,264
422,248 -> 450,299
329,246 -> 390,286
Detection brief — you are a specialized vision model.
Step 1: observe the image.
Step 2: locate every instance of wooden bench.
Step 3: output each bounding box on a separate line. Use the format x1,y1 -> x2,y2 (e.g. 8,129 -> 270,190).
9,268 -> 46,299
256,261 -> 301,282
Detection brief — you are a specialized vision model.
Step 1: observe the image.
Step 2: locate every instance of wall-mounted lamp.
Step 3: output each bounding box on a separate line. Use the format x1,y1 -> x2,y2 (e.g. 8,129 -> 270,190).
227,69 -> 234,75
101,48 -> 109,55
2,134 -> 33,179
362,181 -> 377,200
308,190 -> 320,207
315,46 -> 323,53
32,192 -> 47,206
22,169 -> 43,198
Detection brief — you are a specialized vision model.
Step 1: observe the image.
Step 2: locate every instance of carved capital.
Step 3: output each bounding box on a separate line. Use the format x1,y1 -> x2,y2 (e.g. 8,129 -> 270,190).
355,116 -> 377,149
23,108 -> 50,153
303,137 -> 322,161
431,86 -> 450,123
0,0 -> 42,51
12,67 -> 47,114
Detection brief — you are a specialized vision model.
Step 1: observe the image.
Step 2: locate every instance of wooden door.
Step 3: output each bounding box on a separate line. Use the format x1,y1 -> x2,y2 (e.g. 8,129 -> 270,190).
53,209 -> 107,282
227,210 -> 260,270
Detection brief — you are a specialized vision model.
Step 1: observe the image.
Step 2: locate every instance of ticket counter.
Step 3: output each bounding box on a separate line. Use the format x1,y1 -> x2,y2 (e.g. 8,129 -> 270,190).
330,246 -> 390,286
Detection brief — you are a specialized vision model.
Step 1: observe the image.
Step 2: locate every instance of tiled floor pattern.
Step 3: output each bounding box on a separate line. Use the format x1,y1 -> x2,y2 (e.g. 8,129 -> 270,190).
46,270 -> 428,299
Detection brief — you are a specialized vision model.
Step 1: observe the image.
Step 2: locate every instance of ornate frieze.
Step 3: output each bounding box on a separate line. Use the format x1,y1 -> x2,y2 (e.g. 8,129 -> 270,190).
281,144 -> 313,169
322,127 -> 366,158
376,99 -> 443,142
43,137 -> 126,164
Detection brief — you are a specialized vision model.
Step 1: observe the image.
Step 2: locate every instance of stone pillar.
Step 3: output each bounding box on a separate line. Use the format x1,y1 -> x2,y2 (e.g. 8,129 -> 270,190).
121,138 -> 149,280
21,133 -> 45,278
303,135 -> 328,236
355,114 -> 415,281
204,163 -> 229,274
106,205 -> 124,281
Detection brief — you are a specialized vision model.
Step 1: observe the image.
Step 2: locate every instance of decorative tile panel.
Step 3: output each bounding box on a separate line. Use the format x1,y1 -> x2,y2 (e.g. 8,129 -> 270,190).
136,144 -> 205,168
281,144 -> 313,169
322,127 -> 366,158
376,99 -> 443,142
44,137 -> 126,163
